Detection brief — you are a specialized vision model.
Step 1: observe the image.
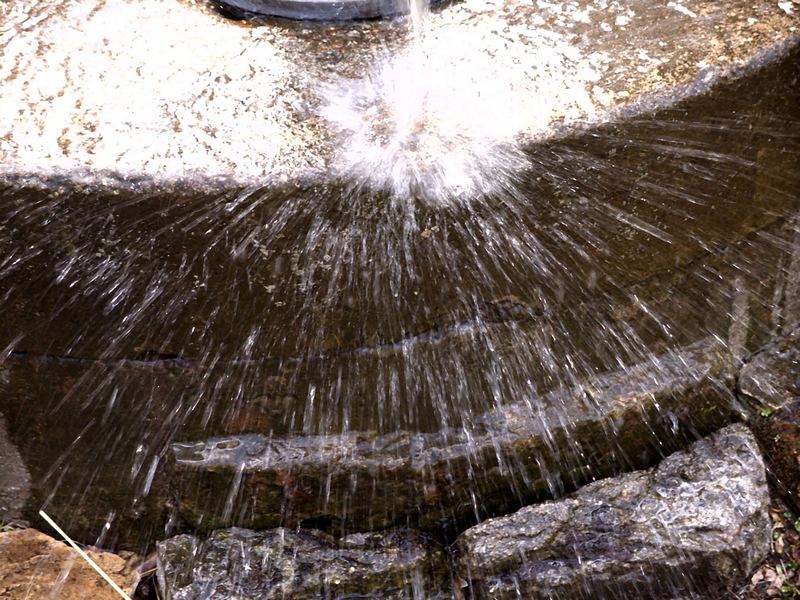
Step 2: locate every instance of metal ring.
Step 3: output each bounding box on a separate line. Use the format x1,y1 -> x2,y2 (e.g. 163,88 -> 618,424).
213,0 -> 431,21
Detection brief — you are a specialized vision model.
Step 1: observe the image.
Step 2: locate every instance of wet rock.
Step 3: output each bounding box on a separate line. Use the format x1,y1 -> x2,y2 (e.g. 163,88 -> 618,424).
171,337 -> 738,533
0,0 -> 796,567
1,5 -> 799,366
455,424 -> 770,600
0,413 -> 31,525
739,328 -> 800,411
156,527 -> 448,599
0,528 -> 139,599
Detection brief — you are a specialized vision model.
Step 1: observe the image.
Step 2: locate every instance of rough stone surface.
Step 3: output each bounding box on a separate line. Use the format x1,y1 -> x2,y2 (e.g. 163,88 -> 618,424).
171,337 -> 738,532
740,328 -> 800,411
0,79 -> 797,547
0,326 -> 747,547
157,527 -> 448,599
0,414 -> 31,525
0,528 -> 138,599
0,0 -> 797,188
455,424 -> 771,599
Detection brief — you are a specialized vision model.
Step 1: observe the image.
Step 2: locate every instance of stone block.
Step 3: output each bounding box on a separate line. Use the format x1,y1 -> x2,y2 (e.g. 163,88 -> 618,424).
456,424 -> 770,599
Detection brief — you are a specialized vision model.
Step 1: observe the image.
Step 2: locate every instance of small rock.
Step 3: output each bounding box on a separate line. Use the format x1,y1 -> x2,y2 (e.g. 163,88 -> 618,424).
456,424 -> 770,599
0,528 -> 139,599
739,329 -> 800,412
157,527 -> 449,599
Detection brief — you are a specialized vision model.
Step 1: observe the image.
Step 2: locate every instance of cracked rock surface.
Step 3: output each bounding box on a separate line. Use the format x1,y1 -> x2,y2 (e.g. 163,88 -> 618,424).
456,424 -> 771,600
156,527 -> 449,600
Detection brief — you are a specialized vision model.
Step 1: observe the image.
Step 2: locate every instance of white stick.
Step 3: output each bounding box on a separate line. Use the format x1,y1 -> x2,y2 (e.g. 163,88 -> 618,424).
38,510 -> 133,600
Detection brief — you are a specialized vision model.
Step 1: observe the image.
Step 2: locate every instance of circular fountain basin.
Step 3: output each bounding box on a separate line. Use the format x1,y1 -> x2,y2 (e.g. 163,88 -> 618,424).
0,0 -> 799,548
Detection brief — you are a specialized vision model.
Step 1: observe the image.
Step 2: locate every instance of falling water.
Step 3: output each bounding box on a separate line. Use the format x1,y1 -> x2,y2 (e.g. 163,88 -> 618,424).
405,0 -> 428,38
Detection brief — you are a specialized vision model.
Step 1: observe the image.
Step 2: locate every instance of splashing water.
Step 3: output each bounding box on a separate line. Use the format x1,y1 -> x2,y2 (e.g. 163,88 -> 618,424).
0,0 -> 798,579
320,1 -> 530,203
319,1 -> 613,205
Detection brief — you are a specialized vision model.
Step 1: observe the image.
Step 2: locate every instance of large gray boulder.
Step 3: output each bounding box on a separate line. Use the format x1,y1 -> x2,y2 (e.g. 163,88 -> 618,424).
456,424 -> 771,599
156,527 -> 449,599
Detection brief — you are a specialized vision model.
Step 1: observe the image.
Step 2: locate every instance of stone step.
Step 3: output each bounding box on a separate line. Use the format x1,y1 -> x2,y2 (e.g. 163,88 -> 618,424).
157,527 -> 449,600
1,4 -> 798,366
0,528 -> 139,599
0,207 -> 796,548
170,337 -> 738,533
455,424 -> 770,599
2,222 -> 793,548
0,2 -> 797,552
156,423 -> 770,599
